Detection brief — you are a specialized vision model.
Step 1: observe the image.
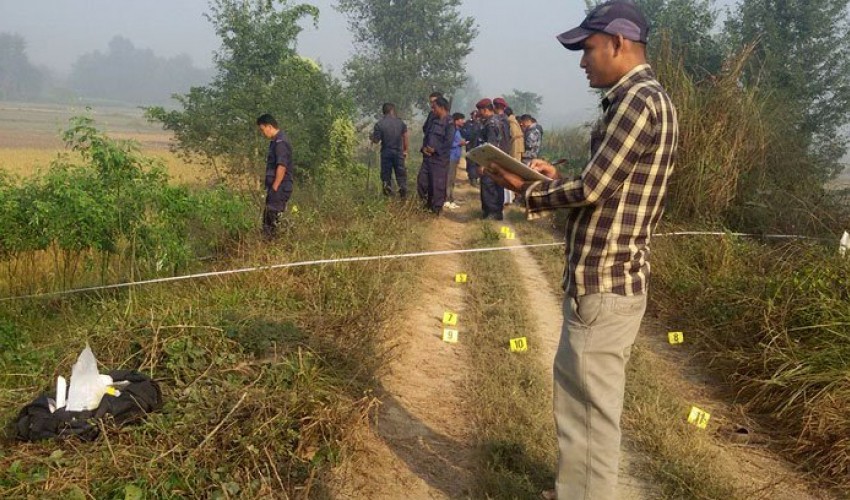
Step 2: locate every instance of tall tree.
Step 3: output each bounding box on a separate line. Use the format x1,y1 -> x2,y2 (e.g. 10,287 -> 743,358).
726,0 -> 850,177
450,75 -> 482,116
146,0 -> 352,183
503,89 -> 543,116
337,0 -> 477,118
583,1 -> 722,78
0,33 -> 44,101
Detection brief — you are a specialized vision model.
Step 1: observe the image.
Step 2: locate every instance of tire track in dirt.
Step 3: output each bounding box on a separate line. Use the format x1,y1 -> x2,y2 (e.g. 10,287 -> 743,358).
332,193 -> 477,499
500,220 -> 657,499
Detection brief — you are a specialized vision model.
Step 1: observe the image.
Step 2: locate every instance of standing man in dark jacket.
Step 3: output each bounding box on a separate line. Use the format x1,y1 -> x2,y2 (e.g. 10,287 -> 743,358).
421,91 -> 443,145
371,102 -> 409,197
492,97 -> 513,154
417,96 -> 454,214
493,97 -> 516,205
475,98 -> 505,220
257,113 -> 293,239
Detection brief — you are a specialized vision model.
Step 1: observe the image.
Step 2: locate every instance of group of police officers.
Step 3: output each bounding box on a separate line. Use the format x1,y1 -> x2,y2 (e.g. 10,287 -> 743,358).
372,92 -> 544,218
255,95 -> 544,237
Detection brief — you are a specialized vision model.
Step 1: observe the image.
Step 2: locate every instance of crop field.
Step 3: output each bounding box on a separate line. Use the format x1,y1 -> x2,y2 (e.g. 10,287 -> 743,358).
0,102 -> 207,185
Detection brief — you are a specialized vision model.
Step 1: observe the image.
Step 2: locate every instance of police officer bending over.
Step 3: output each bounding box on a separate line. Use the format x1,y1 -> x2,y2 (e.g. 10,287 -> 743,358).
256,114 -> 294,239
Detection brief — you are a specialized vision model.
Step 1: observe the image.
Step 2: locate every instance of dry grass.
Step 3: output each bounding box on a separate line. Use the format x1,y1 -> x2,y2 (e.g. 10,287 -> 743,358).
652,236 -> 850,490
653,42 -> 769,222
461,221 -> 557,497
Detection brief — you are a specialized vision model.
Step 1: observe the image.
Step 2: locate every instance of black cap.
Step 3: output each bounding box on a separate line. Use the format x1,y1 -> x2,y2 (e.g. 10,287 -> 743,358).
557,1 -> 649,51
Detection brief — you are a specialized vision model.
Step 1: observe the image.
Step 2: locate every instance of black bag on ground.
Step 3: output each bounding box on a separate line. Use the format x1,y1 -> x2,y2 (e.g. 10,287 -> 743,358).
13,370 -> 162,442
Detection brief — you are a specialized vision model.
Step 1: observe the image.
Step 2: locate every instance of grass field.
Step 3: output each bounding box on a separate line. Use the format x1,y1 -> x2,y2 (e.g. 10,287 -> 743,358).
0,102 -> 207,185
2,99 -> 845,498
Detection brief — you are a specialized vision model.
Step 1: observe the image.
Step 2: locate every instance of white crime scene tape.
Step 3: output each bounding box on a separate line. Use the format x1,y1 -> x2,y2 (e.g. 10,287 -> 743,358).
0,231 -> 824,302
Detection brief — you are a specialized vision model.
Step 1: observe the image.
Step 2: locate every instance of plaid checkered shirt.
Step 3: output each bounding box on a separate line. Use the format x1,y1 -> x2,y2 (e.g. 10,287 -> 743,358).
523,64 -> 678,297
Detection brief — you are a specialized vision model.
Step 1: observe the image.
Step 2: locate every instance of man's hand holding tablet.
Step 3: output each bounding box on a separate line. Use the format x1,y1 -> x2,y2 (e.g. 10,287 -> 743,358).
466,143 -> 560,192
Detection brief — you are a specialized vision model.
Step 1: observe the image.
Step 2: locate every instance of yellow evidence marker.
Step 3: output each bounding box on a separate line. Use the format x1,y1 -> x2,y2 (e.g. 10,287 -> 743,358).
442,329 -> 459,344
442,311 -> 458,326
454,273 -> 468,283
687,406 -> 711,429
500,226 -> 511,235
510,337 -> 529,352
291,204 -> 299,214
668,331 -> 684,344
506,231 -> 516,240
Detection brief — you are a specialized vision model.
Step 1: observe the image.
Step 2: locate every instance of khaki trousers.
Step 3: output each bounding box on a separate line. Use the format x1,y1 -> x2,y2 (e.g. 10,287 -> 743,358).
554,292 -> 647,499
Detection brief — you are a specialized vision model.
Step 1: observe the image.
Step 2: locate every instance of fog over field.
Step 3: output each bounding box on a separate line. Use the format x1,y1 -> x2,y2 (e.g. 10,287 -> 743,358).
0,0 -> 737,126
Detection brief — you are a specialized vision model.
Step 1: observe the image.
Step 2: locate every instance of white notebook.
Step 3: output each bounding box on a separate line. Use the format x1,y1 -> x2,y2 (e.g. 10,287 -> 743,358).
466,143 -> 551,182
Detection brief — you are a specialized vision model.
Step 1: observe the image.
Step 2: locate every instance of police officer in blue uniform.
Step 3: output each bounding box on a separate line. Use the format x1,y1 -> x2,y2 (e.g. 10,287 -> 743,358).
371,102 -> 409,197
256,114 -> 293,239
417,96 -> 454,214
475,99 -> 505,220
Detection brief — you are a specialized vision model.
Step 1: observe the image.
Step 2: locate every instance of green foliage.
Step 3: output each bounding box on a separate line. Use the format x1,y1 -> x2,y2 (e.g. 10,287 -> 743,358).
502,89 -> 543,117
0,117 -> 252,293
635,0 -> 723,77
68,36 -> 213,105
337,0 -> 478,118
146,0 -> 353,184
0,32 -> 44,101
726,0 -> 850,177
653,237 -> 850,487
321,117 -> 358,177
650,41 -> 845,234
450,76 -> 482,115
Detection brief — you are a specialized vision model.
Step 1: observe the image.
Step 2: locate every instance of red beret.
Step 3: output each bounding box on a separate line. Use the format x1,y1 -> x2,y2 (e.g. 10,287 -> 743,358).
475,98 -> 493,109
493,97 -> 508,108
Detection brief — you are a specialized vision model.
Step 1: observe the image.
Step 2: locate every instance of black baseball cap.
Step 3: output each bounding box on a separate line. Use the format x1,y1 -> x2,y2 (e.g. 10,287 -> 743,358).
557,1 -> 649,51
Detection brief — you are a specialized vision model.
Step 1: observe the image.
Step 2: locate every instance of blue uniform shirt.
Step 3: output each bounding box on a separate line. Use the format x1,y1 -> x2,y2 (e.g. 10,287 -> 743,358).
450,129 -> 463,163
265,130 -> 293,191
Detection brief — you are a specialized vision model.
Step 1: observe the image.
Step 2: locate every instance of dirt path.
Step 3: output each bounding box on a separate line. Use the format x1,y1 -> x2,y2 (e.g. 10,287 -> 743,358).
332,180 -> 658,499
500,220 -> 658,499
332,191 -> 477,499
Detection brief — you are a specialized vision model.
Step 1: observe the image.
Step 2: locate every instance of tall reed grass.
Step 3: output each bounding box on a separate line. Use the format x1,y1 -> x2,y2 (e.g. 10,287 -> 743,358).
653,236 -> 850,487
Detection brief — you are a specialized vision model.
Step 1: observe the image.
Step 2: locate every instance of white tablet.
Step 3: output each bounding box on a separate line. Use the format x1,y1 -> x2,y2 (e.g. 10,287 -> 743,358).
466,143 -> 551,182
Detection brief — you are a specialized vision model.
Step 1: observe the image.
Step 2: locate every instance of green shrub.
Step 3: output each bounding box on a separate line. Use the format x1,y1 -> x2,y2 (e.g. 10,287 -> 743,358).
0,117 -> 253,293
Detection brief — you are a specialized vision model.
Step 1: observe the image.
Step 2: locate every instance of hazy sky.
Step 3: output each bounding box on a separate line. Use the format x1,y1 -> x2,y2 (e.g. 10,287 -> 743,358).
0,0 -> 735,125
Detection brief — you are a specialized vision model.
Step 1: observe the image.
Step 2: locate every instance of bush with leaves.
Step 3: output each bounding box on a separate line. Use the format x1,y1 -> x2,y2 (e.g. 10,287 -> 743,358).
146,0 -> 353,186
0,117 -> 253,292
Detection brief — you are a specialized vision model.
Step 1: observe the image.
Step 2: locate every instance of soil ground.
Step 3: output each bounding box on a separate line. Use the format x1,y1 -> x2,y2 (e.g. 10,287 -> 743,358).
333,177 -> 654,499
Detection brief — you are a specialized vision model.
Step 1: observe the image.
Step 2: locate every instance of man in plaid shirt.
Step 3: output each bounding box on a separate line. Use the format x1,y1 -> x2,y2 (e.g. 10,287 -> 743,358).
488,2 -> 678,498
